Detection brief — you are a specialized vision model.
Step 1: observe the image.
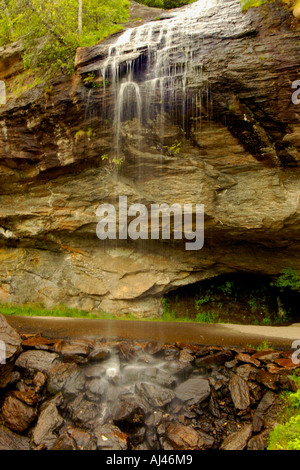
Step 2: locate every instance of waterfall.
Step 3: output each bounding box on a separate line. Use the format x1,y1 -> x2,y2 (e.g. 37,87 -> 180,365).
95,0 -> 230,160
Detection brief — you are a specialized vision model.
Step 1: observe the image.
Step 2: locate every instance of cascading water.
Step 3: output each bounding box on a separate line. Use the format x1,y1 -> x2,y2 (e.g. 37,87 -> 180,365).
96,0 -> 225,163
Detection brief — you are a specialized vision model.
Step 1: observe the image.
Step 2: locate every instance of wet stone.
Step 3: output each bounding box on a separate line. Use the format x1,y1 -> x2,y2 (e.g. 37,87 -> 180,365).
47,362 -> 85,396
22,336 -> 62,352
55,341 -> 91,364
32,402 -> 64,449
86,377 -> 108,398
66,427 -> 97,450
15,350 -> 61,373
175,377 -> 211,405
135,382 -> 175,408
95,424 -> 128,450
195,350 -> 233,367
112,394 -> 146,425
1,395 -> 36,433
179,350 -> 194,363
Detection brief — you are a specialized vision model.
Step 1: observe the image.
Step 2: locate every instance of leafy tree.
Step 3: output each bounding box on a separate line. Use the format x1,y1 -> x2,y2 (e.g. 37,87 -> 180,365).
0,0 -> 129,72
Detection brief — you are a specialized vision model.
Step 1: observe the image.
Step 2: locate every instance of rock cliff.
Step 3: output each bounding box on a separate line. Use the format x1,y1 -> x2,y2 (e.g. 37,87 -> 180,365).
0,0 -> 299,317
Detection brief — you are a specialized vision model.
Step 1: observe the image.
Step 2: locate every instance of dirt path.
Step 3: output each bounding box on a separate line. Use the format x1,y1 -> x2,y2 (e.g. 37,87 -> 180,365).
5,315 -> 300,349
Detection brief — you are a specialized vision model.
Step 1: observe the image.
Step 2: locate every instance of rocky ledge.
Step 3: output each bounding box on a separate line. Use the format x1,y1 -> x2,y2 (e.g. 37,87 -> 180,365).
0,314 -> 299,451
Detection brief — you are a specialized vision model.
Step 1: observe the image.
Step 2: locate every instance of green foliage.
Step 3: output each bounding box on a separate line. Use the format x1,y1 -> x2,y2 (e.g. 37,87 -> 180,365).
195,293 -> 212,308
163,142 -> 182,156
240,0 -> 274,13
268,377 -> 300,450
0,303 -> 101,319
247,341 -> 273,350
161,297 -> 177,321
0,0 -> 129,72
268,415 -> 300,450
218,280 -> 234,296
271,268 -> 300,292
195,311 -> 221,323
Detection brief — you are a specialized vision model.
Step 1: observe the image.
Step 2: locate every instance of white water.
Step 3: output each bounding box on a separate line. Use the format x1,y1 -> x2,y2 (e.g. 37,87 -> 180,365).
90,0 -> 252,160
98,0 -> 224,155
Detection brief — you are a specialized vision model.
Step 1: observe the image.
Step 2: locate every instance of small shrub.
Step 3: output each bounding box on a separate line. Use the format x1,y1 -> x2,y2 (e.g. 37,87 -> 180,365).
195,311 -> 220,323
271,268 -> 300,292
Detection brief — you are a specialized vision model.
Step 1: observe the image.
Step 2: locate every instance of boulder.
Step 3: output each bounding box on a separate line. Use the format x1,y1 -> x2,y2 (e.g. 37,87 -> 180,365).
95,424 -> 128,450
174,377 -> 211,405
220,424 -> 253,450
135,382 -> 175,408
1,395 -> 36,433
0,425 -> 30,450
0,314 -> 22,360
112,394 -> 146,425
47,362 -> 85,396
229,374 -> 251,410
32,402 -> 64,449
162,423 -> 215,450
15,350 -> 61,373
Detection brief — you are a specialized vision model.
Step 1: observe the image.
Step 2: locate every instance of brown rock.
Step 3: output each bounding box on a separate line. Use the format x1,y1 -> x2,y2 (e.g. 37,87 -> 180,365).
0,0 -> 299,317
247,430 -> 270,450
55,340 -> 91,364
0,41 -> 23,79
51,433 -> 77,451
0,314 -> 22,360
229,374 -> 250,410
112,394 -> 146,425
236,352 -> 260,367
22,335 -> 62,351
220,424 -> 253,450
256,370 -> 278,390
252,391 -> 276,433
252,350 -> 282,361
32,402 -> 64,449
164,423 -> 214,450
95,424 -> 128,450
15,350 -> 61,373
179,350 -> 194,363
0,315 -> 22,388
195,351 -> 233,367
12,389 -> 39,406
1,395 -> 36,433
0,425 -> 30,450
135,382 -> 175,408
47,362 -> 85,396
67,428 -> 96,450
275,358 -> 300,370
33,371 -> 47,392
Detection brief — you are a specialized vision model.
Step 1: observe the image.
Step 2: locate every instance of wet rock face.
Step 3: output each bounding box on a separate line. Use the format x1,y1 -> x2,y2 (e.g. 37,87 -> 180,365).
0,317 -> 298,450
0,0 -> 299,316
